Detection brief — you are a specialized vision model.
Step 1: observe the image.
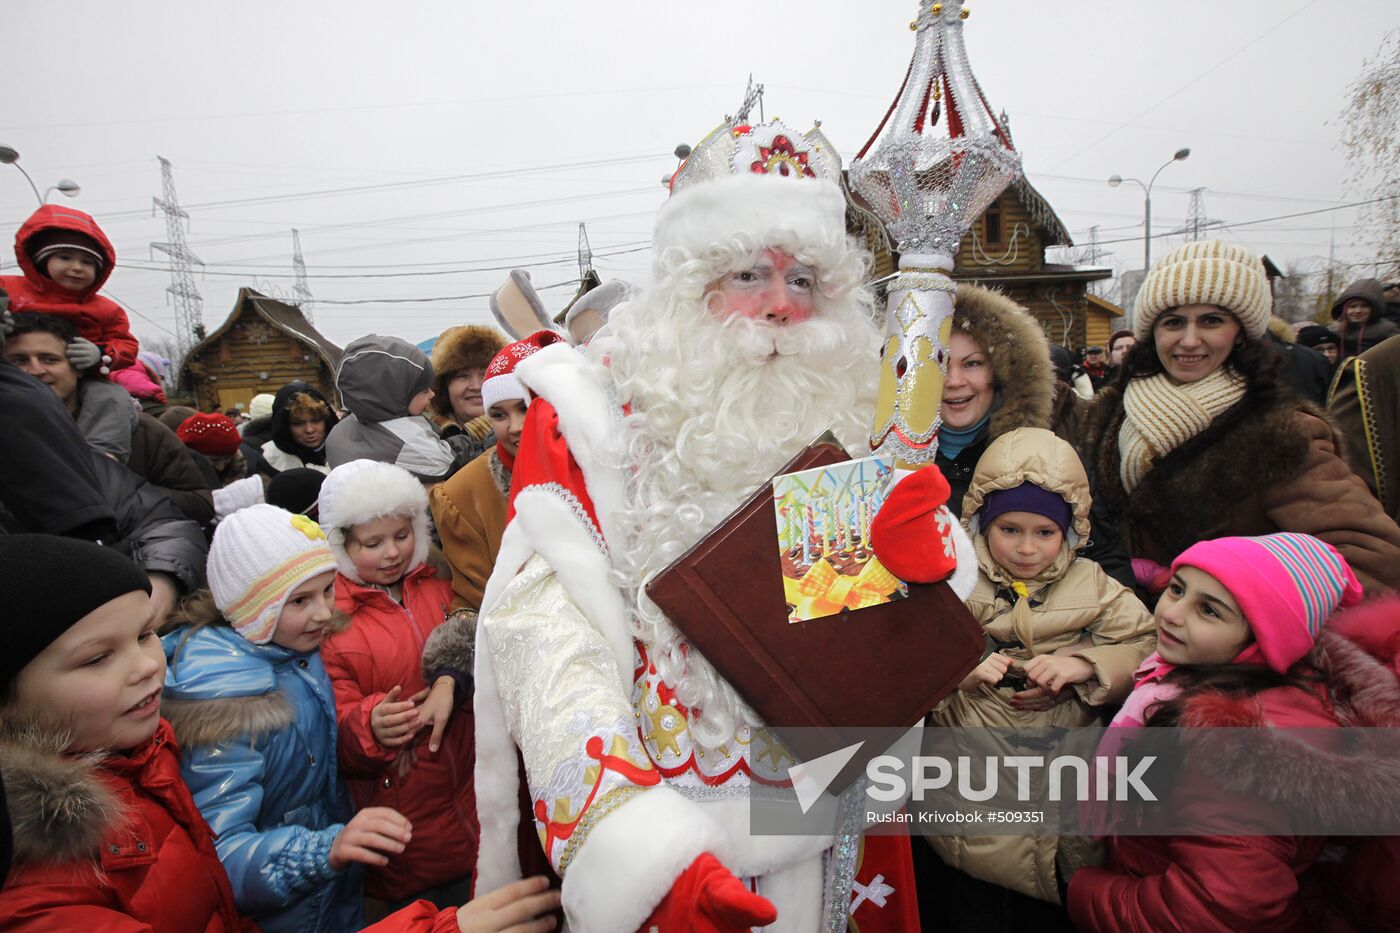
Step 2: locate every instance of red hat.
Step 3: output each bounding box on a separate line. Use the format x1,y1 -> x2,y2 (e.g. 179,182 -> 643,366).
480,330 -> 566,411
177,412 -> 242,457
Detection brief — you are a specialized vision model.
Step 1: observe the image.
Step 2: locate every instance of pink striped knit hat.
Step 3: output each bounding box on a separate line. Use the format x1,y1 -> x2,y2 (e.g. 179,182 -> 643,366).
208,504 -> 337,644
1172,533 -> 1364,673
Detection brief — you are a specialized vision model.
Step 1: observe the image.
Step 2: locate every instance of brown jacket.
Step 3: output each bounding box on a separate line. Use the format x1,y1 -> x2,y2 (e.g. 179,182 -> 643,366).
1082,383 -> 1400,595
1330,334 -> 1400,525
129,412 -> 215,525
430,446 -> 510,610
929,427 -> 1156,902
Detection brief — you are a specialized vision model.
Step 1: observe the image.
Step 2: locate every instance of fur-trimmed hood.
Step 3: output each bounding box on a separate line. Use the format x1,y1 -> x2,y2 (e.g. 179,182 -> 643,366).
1178,625 -> 1400,829
317,458 -> 431,583
163,623 -> 302,748
0,718 -> 141,867
952,283 -> 1054,442
429,325 -> 508,419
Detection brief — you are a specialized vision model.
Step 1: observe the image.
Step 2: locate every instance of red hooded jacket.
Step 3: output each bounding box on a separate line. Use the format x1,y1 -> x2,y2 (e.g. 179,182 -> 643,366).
1,205 -> 139,369
0,719 -> 253,932
321,563 -> 479,901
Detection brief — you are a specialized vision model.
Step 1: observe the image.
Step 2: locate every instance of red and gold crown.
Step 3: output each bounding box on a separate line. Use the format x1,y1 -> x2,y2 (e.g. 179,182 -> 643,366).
668,119 -> 842,196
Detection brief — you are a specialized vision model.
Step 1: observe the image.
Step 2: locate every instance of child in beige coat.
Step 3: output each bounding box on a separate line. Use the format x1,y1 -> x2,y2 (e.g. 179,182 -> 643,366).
928,427 -> 1157,904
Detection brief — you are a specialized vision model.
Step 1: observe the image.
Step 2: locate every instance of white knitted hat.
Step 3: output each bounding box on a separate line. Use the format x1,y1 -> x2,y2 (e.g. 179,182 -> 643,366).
1133,240 -> 1272,340
208,504 -> 337,645
316,459 -> 430,584
248,393 -> 276,419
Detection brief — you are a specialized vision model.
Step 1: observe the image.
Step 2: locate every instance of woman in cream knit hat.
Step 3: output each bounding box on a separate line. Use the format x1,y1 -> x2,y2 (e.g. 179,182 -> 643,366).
1080,239 -> 1400,598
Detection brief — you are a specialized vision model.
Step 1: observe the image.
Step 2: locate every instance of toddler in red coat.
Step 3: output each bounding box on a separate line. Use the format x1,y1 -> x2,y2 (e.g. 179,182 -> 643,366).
1068,533 -> 1400,932
317,459 -> 482,918
0,205 -> 139,372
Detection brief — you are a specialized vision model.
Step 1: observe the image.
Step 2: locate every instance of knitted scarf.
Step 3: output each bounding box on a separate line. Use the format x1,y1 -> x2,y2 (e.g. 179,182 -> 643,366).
1118,367 -> 1246,493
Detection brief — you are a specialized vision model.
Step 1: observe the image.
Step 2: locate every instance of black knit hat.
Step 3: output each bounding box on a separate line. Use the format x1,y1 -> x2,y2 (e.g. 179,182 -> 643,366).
267,468 -> 327,517
1296,324 -> 1340,350
0,535 -> 150,693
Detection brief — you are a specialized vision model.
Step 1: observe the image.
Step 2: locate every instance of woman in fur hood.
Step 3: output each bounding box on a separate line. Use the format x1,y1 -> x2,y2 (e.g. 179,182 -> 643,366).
427,324 -> 507,456
1080,241 -> 1400,597
938,283 -> 1133,587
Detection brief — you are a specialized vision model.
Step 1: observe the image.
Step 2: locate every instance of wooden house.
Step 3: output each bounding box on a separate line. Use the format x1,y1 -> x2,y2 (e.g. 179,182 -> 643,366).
846,174 -> 1116,349
179,288 -> 342,412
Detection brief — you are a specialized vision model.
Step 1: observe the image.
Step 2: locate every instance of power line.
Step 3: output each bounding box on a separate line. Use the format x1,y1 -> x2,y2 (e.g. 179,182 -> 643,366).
117,243 -> 652,279
74,154 -> 667,223
1088,195 -> 1396,247
1046,0 -> 1322,171
314,278 -> 579,305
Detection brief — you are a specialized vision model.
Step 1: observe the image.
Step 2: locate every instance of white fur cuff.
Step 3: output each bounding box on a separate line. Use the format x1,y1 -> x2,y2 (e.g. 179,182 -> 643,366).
561,785 -> 726,933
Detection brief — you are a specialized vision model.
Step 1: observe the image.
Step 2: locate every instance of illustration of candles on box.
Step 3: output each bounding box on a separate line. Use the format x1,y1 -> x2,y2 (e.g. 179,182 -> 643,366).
804,503 -> 817,566
817,493 -> 828,551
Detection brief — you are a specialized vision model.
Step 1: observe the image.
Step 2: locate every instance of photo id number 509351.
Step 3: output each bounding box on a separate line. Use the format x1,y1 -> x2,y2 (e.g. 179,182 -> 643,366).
985,810 -> 1044,824
900,810 -> 1046,825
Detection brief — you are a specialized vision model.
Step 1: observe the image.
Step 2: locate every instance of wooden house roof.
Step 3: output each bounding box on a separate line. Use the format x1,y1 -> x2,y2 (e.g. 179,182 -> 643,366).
1010,177 -> 1072,247
186,288 -> 342,370
1086,293 -> 1125,318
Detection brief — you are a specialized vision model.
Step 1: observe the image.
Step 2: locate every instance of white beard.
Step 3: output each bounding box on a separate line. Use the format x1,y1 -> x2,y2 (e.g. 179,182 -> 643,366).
587,278 -> 881,747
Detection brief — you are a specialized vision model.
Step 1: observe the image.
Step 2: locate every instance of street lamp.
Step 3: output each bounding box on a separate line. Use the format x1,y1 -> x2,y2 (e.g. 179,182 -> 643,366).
0,145 -> 82,206
1108,147 -> 1191,274
661,142 -> 692,189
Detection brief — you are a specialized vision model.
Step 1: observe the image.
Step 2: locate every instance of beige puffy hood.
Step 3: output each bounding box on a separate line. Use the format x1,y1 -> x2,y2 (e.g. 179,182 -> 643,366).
963,426 -> 1092,548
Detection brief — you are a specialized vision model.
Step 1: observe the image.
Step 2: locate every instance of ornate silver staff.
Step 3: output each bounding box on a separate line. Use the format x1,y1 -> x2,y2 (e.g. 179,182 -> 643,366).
850,0 -> 1022,468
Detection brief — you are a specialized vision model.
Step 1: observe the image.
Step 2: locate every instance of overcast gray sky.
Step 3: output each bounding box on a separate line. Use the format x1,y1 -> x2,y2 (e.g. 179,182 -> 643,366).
3,0 -> 1395,350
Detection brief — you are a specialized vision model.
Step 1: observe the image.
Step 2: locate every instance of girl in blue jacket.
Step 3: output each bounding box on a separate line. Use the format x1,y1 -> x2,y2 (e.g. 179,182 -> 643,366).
162,504 -> 414,933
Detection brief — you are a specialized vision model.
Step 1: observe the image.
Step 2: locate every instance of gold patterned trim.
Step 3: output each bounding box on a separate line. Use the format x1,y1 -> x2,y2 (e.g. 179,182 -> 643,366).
555,784 -> 646,875
1352,357 -> 1387,508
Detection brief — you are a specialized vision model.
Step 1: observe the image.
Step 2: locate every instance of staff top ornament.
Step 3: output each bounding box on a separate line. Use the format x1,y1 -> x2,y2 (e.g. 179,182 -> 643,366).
850,0 -> 1020,264
851,0 -> 1022,467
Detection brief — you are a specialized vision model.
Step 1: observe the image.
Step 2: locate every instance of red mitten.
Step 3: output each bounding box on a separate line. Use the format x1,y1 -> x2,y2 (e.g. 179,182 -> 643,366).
640,853 -> 777,932
870,464 -> 959,583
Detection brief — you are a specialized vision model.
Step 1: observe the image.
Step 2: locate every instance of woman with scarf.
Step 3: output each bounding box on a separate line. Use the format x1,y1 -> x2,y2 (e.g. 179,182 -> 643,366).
1080,241 -> 1400,598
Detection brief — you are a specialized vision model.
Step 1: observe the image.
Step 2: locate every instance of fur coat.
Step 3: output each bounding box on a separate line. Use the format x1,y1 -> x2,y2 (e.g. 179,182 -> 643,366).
1081,382 -> 1400,595
0,718 -> 252,932
1069,601 -> 1400,932
430,446 -> 511,611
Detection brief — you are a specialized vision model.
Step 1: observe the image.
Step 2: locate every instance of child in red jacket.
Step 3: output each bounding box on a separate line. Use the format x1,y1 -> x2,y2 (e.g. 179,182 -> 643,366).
1068,533 -> 1400,932
0,205 -> 139,371
0,534 -> 253,932
0,533 -> 553,933
317,459 -> 480,918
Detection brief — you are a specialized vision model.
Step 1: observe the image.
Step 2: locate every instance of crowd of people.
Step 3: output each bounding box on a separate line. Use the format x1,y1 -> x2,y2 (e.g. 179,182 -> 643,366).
1,122 -> 1399,933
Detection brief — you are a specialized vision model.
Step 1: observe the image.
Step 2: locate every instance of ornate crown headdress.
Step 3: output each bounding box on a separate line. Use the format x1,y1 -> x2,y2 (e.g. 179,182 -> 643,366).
669,119 -> 843,195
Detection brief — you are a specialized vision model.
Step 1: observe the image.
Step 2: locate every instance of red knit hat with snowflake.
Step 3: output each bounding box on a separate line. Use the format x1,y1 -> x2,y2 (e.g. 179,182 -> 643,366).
480,329 -> 565,411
